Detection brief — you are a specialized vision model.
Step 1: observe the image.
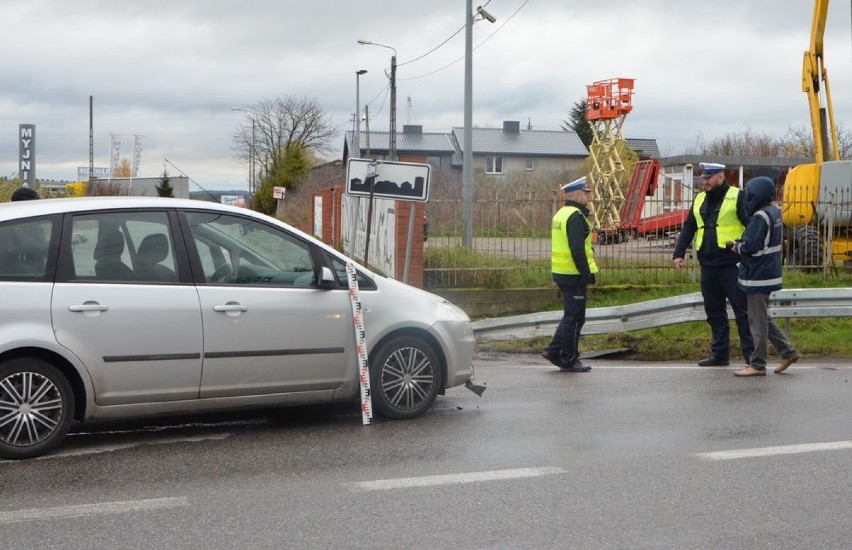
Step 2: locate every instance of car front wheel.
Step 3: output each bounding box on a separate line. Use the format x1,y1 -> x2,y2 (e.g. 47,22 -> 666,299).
370,336 -> 443,420
0,358 -> 75,460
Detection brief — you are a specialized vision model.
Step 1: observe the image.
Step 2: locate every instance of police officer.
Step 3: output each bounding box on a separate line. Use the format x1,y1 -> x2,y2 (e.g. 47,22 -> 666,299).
543,176 -> 597,372
673,162 -> 754,367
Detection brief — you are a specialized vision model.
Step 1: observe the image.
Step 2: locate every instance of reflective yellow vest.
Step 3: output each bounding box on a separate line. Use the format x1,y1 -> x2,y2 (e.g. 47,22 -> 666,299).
551,206 -> 599,275
693,186 -> 745,250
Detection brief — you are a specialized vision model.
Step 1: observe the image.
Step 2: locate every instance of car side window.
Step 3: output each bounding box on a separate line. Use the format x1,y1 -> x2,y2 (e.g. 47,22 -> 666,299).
330,255 -> 376,290
68,212 -> 178,283
0,218 -> 53,280
185,211 -> 317,287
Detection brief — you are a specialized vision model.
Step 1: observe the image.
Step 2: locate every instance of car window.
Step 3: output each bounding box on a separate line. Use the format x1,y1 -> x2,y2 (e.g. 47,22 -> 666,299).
68,212 -> 178,283
0,217 -> 53,280
185,211 -> 317,287
329,255 -> 376,290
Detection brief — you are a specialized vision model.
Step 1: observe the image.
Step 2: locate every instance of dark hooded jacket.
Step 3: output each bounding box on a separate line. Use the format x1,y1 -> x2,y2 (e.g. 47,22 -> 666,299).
732,176 -> 783,293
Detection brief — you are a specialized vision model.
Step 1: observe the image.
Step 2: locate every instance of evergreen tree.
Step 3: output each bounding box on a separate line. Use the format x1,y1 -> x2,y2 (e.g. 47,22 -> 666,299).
561,98 -> 593,148
253,143 -> 311,215
157,168 -> 175,197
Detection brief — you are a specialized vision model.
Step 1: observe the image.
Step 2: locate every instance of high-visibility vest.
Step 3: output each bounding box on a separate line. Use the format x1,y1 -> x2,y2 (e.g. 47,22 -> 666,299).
551,206 -> 599,275
693,186 -> 745,250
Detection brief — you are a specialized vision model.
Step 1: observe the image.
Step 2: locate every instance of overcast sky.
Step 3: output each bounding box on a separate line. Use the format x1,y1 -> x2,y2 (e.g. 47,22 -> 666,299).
3,0 -> 852,191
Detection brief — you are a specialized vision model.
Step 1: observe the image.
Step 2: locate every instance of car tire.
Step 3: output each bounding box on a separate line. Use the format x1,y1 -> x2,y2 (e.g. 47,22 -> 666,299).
0,358 -> 75,460
369,336 -> 443,420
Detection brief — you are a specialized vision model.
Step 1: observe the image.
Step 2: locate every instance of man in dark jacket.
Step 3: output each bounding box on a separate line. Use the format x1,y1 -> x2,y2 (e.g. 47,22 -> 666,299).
542,176 -> 598,373
11,186 -> 40,201
673,163 -> 754,367
728,176 -> 800,377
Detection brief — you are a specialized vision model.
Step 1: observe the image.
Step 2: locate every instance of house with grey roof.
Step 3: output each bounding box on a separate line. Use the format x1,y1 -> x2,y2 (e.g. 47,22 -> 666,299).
343,121 -> 662,184
345,121 -> 590,183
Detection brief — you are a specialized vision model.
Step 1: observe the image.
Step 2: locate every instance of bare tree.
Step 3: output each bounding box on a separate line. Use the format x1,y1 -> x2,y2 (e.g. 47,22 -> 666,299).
233,95 -> 337,182
688,125 -> 852,160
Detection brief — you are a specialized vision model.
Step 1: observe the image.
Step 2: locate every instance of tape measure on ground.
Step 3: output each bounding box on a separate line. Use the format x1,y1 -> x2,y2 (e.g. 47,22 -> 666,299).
346,262 -> 372,426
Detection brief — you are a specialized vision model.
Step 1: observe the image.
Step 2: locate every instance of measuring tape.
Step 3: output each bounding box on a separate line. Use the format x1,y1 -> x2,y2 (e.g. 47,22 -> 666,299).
346,262 -> 373,426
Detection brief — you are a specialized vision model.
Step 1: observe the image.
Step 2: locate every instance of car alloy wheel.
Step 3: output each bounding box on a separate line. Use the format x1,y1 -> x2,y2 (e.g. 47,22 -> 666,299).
0,358 -> 74,460
370,336 -> 443,420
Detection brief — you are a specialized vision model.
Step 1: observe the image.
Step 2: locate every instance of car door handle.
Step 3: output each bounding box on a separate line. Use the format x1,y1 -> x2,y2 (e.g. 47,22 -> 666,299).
213,303 -> 248,313
69,303 -> 109,312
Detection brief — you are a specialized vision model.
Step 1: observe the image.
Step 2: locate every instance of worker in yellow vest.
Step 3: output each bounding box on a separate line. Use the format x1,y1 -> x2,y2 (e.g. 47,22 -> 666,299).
673,162 -> 754,367
542,176 -> 598,372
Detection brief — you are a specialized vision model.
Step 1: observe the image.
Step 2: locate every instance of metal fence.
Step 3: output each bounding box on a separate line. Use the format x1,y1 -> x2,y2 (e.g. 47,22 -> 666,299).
423,185 -> 852,290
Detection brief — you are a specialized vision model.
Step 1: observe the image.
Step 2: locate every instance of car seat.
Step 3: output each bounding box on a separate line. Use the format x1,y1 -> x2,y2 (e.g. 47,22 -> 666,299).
135,233 -> 176,281
94,229 -> 134,280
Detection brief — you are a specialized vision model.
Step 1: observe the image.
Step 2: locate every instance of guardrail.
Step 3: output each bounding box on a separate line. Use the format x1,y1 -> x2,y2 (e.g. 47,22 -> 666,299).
472,288 -> 852,342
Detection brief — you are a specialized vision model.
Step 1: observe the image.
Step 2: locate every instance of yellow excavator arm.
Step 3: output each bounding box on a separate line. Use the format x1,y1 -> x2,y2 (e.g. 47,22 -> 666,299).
784,0 -> 841,227
802,0 -> 840,163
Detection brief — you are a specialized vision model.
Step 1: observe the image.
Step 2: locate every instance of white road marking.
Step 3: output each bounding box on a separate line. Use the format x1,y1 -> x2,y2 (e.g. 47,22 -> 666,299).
348,466 -> 566,491
506,364 -> 851,370
697,440 -> 852,461
0,497 -> 188,525
0,433 -> 232,463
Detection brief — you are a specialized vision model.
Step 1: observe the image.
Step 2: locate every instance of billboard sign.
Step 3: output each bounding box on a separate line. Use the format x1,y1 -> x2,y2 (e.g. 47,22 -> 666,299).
77,167 -> 111,181
346,159 -> 430,202
19,125 -> 36,187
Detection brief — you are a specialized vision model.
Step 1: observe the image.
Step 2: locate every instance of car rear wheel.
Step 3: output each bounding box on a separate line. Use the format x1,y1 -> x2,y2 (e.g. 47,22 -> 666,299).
0,358 -> 75,460
370,336 -> 443,420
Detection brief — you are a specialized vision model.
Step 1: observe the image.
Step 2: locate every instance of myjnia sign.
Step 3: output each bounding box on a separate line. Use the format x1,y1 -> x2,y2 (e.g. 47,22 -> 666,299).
346,158 -> 430,202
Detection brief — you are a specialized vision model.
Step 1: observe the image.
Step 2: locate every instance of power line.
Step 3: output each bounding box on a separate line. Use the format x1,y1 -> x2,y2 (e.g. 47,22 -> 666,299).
400,0 -> 532,82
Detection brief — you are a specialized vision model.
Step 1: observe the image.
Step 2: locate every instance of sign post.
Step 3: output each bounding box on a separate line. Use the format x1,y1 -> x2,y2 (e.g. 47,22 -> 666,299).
345,159 -> 431,281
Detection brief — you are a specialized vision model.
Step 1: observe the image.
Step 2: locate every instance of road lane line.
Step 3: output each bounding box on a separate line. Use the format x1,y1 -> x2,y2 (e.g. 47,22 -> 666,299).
506,364 -> 852,370
0,433 -> 232,463
697,440 -> 852,461
0,497 -> 188,524
348,466 -> 566,491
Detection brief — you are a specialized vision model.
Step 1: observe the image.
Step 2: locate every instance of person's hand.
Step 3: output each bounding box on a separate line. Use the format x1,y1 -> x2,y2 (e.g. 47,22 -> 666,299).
673,257 -> 684,269
726,240 -> 735,250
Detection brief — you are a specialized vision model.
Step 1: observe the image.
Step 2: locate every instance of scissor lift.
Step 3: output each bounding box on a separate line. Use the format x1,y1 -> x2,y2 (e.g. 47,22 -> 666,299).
585,78 -> 634,241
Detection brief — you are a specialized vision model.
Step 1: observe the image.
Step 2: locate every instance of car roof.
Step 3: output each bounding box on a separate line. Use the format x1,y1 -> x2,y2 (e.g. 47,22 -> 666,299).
0,196 -> 375,276
0,196 -> 295,236
0,196 -> 242,222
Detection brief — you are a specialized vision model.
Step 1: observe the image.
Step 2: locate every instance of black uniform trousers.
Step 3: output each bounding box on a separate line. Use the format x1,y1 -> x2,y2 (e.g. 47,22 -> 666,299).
546,277 -> 587,367
700,263 -> 754,363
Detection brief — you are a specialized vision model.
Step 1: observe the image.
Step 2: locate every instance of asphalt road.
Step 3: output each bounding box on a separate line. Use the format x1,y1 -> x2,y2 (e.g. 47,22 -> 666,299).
1,354 -> 850,549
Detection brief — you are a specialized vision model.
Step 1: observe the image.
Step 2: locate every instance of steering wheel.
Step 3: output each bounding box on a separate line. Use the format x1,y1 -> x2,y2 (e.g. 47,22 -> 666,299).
210,263 -> 233,284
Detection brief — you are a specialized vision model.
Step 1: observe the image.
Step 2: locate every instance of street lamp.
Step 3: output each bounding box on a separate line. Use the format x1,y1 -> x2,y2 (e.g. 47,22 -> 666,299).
231,107 -> 257,194
462,1 -> 497,247
355,69 -> 367,158
357,40 -> 397,161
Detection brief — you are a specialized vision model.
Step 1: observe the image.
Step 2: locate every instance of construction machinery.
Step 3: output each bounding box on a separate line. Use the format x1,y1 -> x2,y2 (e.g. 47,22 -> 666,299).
782,0 -> 852,267
615,159 -> 690,240
585,78 -> 635,241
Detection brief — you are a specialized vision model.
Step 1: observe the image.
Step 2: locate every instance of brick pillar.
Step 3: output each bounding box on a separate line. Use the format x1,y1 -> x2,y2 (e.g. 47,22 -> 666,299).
394,201 -> 425,288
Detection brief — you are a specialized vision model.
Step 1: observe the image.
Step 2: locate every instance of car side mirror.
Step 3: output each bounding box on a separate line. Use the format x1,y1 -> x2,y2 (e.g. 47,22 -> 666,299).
318,266 -> 336,290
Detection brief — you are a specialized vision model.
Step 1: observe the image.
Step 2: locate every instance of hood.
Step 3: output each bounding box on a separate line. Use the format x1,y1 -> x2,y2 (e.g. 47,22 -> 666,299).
744,176 -> 775,216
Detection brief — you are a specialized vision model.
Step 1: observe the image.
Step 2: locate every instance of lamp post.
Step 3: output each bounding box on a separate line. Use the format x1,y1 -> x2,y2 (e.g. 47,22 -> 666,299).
231,107 -> 257,194
462,1 -> 497,247
355,69 -> 367,158
357,40 -> 396,161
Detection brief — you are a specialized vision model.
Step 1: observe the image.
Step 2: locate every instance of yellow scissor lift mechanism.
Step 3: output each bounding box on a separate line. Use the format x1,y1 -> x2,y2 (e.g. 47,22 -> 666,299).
585,78 -> 634,243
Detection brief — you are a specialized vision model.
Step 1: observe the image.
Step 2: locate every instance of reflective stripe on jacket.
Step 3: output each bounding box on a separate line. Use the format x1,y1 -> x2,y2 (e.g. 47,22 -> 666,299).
736,207 -> 784,293
551,206 -> 599,275
693,186 -> 745,251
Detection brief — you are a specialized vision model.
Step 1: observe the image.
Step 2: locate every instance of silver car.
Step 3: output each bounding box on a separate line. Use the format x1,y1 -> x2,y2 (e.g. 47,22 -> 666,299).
0,197 -> 476,459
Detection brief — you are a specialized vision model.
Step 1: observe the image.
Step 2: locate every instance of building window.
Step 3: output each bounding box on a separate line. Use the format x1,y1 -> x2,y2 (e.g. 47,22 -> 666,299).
486,156 -> 503,174
524,158 -> 535,171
